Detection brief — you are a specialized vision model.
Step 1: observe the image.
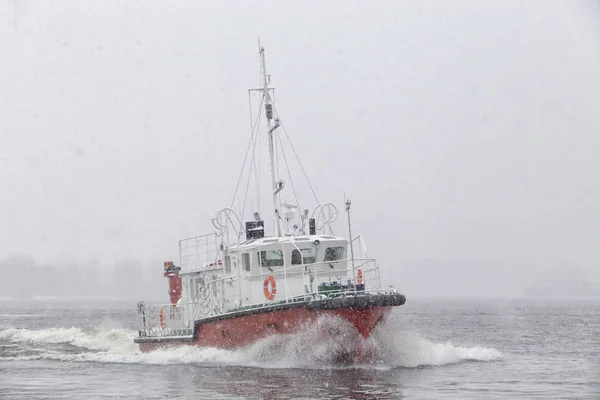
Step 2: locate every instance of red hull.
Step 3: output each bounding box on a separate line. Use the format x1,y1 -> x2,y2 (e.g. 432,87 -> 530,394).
138,305 -> 392,352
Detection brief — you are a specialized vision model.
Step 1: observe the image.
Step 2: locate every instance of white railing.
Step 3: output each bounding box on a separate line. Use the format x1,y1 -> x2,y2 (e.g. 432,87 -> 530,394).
137,302 -> 194,338
138,255 -> 392,338
139,234 -> 392,339
348,234 -> 369,259
179,233 -> 221,270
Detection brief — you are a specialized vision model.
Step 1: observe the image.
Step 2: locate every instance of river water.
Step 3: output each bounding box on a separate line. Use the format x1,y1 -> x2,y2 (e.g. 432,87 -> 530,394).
0,297 -> 598,399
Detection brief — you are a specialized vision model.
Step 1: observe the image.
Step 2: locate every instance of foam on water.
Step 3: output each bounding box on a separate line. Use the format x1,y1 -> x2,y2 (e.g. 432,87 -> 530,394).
0,316 -> 502,368
0,327 -> 137,353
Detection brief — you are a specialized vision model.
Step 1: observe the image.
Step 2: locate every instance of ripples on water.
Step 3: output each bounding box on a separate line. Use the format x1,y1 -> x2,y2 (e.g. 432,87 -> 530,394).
0,298 -> 598,399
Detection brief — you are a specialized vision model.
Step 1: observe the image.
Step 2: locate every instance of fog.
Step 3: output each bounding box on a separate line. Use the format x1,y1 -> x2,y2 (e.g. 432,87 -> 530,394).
1,1 -> 599,300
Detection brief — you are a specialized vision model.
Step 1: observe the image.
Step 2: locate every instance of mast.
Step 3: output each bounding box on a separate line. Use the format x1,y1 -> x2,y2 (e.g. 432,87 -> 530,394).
259,45 -> 282,237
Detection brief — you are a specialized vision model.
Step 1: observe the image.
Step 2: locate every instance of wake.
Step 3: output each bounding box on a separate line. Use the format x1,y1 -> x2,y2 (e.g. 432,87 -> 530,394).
0,317 -> 502,369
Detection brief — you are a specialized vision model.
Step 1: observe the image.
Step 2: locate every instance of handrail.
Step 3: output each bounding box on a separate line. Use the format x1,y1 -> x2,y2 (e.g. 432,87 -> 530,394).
138,249 -> 386,339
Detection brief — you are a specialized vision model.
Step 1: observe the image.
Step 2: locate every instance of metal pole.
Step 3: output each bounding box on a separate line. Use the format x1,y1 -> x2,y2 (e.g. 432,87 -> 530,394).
345,199 -> 356,290
259,45 -> 282,237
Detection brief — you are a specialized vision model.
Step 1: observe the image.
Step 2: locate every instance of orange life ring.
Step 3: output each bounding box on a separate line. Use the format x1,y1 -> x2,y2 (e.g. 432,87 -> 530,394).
357,269 -> 364,285
263,275 -> 276,300
159,308 -> 166,328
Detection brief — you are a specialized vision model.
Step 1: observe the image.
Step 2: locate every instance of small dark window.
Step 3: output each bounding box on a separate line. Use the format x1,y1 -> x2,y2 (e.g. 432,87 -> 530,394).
291,249 -> 302,265
324,247 -> 344,262
242,253 -> 250,272
225,256 -> 231,274
190,278 -> 196,299
192,276 -> 204,298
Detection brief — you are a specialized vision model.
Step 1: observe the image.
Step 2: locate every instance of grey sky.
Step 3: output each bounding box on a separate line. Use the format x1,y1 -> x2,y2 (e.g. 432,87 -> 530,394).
1,1 -> 599,297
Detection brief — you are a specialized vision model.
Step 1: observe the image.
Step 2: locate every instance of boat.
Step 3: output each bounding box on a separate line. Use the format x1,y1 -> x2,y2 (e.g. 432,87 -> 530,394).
134,44 -> 406,354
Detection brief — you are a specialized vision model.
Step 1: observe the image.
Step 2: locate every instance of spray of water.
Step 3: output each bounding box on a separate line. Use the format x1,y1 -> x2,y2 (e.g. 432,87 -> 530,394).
0,316 -> 502,368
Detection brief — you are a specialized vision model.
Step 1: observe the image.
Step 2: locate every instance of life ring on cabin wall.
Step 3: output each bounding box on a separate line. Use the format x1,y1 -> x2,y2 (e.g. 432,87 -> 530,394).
357,269 -> 364,285
159,308 -> 166,328
263,275 -> 277,300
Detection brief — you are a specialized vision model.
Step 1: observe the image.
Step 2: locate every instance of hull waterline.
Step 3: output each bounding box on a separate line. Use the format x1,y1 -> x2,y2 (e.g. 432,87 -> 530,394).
135,294 -> 405,352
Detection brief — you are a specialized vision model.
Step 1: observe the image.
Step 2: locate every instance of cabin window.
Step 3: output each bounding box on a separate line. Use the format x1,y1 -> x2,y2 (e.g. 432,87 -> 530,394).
242,253 -> 250,271
291,249 -> 302,265
301,248 -> 316,264
259,250 -> 284,267
292,248 -> 316,265
192,276 -> 204,299
324,247 -> 344,261
225,256 -> 231,274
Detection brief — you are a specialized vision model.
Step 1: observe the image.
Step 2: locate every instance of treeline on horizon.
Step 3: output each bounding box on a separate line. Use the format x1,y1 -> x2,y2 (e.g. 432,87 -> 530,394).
0,256 -> 168,300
